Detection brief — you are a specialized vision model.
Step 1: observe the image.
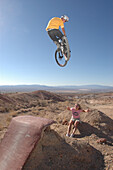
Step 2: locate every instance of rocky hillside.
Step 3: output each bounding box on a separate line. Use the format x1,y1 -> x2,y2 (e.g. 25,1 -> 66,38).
0,90 -> 66,113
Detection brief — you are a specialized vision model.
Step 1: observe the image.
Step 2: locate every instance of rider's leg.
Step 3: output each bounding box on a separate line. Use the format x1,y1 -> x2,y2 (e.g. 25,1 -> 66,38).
53,29 -> 64,39
53,30 -> 66,53
47,29 -> 66,53
47,29 -> 61,49
53,41 -> 60,50
61,35 -> 67,53
61,35 -> 66,41
61,36 -> 66,46
47,29 -> 63,41
47,29 -> 58,41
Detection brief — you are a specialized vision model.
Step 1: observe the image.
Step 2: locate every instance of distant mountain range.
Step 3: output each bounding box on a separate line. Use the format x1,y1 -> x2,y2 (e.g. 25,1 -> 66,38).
0,84 -> 113,93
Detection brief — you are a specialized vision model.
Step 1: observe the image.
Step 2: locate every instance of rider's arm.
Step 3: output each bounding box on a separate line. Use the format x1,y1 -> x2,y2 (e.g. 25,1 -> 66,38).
82,109 -> 90,112
62,27 -> 66,36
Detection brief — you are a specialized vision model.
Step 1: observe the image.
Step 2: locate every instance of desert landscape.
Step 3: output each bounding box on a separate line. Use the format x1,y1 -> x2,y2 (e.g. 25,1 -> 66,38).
0,90 -> 113,170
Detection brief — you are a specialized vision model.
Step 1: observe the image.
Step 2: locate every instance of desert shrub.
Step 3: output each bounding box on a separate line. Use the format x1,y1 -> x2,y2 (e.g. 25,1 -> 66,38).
39,100 -> 48,107
0,107 -> 11,113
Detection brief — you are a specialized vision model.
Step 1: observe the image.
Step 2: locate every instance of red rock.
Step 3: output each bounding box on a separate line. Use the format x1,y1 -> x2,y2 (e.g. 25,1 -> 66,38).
0,116 -> 54,170
62,120 -> 68,125
97,138 -> 107,144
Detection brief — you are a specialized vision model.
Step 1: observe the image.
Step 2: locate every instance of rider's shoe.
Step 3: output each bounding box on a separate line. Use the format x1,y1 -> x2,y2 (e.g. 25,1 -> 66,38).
70,134 -> 75,138
66,134 -> 70,137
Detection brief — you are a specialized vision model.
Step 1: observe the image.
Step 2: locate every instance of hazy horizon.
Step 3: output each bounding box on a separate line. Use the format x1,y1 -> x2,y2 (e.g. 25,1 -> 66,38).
0,84 -> 113,88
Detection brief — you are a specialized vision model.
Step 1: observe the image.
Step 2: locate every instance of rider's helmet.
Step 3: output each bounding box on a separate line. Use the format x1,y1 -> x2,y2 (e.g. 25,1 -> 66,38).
61,15 -> 69,22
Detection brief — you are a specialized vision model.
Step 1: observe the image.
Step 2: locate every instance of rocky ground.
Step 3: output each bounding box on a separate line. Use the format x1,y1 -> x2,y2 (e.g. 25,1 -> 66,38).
0,91 -> 113,169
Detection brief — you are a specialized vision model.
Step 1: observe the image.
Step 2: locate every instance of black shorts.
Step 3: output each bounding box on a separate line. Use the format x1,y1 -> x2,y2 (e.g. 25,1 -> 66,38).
47,29 -> 64,42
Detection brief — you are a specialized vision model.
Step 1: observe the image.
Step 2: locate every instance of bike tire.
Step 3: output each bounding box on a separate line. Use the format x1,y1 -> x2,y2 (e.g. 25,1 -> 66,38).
55,50 -> 67,67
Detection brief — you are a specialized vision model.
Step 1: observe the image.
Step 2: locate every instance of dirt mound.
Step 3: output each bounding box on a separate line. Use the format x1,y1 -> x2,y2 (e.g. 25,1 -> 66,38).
31,90 -> 66,102
80,109 -> 113,135
23,127 -> 104,170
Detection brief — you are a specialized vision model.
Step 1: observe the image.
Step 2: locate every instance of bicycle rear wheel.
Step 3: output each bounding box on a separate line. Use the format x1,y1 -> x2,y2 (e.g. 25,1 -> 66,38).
55,50 -> 67,67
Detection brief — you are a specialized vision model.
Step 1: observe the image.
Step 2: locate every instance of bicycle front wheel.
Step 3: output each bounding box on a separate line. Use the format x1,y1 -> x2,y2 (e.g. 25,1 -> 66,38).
55,50 -> 67,67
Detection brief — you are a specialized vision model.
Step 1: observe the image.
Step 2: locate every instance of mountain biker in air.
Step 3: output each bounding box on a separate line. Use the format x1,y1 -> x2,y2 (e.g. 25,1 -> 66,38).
46,15 -> 69,50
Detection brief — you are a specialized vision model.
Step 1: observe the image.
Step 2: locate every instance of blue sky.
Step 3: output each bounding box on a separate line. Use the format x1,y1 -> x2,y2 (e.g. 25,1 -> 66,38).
0,0 -> 113,86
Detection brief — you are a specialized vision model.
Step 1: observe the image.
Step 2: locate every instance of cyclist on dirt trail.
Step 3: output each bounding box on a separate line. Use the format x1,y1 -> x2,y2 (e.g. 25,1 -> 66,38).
46,15 -> 69,50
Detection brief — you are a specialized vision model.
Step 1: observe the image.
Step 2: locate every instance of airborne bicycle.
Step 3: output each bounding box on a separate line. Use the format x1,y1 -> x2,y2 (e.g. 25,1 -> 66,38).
55,36 -> 71,67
